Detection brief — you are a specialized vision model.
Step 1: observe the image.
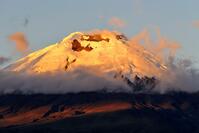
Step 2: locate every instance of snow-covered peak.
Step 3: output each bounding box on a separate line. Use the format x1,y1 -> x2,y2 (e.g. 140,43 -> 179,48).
5,30 -> 167,80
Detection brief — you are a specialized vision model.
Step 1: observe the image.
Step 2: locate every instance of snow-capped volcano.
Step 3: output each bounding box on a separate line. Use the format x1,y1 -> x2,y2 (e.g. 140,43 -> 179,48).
6,30 -> 167,78
2,30 -> 199,93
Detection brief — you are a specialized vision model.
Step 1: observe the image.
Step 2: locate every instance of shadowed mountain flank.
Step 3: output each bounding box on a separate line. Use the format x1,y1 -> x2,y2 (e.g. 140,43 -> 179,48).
0,92 -> 199,133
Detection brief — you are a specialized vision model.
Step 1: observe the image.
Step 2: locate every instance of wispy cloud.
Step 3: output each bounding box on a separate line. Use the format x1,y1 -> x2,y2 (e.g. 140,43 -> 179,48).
108,17 -> 126,28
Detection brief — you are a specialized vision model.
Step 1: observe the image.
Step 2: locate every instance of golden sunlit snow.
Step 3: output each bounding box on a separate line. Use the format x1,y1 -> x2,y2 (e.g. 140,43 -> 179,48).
6,30 -> 167,80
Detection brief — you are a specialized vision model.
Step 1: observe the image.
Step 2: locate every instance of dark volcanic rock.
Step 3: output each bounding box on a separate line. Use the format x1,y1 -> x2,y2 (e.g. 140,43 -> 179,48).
72,39 -> 93,52
81,34 -> 109,42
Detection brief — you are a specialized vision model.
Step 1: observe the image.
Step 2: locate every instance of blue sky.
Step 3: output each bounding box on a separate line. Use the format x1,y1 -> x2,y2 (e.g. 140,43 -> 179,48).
0,0 -> 199,65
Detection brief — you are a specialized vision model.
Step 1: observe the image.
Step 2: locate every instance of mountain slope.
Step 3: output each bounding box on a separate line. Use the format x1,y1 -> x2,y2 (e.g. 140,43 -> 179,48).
0,92 -> 199,133
6,30 -> 167,78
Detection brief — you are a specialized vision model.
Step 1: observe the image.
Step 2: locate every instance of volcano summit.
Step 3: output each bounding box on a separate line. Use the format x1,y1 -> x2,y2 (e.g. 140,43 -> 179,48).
6,30 -> 167,75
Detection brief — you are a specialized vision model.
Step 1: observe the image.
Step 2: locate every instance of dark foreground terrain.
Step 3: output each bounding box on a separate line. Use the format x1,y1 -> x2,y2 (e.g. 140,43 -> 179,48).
0,92 -> 199,133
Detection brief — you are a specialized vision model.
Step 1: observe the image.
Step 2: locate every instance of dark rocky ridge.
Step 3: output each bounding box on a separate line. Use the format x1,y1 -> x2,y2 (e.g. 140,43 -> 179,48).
0,91 -> 199,133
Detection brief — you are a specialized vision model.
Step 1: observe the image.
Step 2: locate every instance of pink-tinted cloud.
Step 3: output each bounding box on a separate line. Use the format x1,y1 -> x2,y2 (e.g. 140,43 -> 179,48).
193,21 -> 199,28
108,17 -> 126,28
8,32 -> 29,54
